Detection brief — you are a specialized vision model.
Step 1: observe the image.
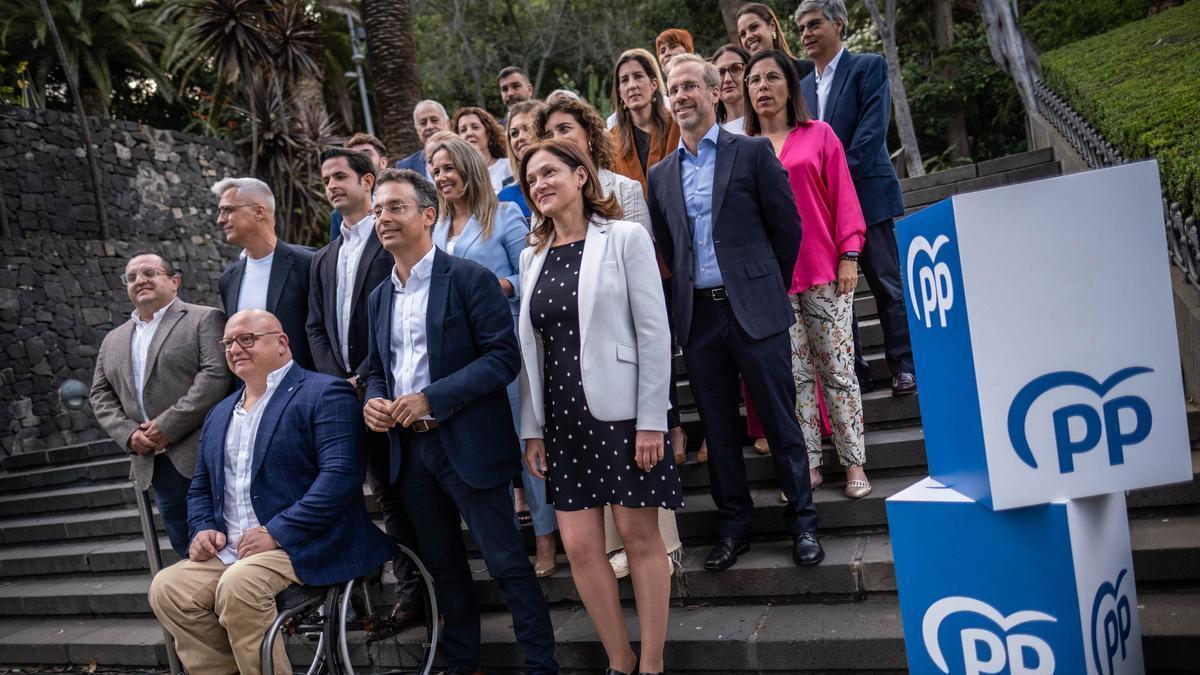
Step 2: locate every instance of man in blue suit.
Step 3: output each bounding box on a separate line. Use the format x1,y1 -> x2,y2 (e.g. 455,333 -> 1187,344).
148,309 -> 394,675
363,168 -> 558,675
214,177 -> 315,370
647,55 -> 823,570
795,0 -> 916,396
394,100 -> 449,178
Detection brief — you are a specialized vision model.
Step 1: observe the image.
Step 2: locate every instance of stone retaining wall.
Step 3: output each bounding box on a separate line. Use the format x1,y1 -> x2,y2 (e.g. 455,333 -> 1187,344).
0,105 -> 247,455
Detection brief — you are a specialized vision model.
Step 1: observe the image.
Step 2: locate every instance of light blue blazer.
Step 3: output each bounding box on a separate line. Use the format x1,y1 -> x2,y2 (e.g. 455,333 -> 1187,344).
432,200 -> 529,319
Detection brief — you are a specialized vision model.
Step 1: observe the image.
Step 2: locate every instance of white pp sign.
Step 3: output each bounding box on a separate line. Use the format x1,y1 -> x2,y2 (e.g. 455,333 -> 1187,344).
895,161 -> 1191,509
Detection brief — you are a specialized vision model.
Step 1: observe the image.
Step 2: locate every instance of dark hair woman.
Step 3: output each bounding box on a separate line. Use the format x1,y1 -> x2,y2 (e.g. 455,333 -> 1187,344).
609,48 -> 680,195
736,2 -> 815,79
711,43 -> 751,134
517,139 -> 680,675
450,106 -> 511,193
744,49 -> 871,499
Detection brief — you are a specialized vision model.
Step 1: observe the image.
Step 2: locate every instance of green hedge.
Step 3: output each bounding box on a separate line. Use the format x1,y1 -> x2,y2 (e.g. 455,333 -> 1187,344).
1040,1 -> 1200,215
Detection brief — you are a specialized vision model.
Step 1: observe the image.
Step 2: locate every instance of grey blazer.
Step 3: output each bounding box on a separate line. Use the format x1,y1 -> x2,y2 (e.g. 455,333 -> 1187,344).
89,299 -> 233,491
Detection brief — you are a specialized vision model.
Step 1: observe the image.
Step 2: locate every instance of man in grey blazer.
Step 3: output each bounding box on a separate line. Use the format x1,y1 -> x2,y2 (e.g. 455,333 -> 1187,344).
90,252 -> 232,557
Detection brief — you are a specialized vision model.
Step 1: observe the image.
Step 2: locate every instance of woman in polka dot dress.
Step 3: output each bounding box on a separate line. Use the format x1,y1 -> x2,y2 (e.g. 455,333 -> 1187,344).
516,139 -> 680,675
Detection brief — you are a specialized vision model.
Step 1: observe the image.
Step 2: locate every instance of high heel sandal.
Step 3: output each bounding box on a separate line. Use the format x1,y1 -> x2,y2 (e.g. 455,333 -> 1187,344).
605,657 -> 638,675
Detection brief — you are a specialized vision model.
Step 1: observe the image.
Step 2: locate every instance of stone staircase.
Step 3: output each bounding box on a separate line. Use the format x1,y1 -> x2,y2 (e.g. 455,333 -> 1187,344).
1,148 -> 1198,673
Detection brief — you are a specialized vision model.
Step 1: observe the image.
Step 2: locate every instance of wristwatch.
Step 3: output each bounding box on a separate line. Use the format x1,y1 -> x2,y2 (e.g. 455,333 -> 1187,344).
840,251 -> 860,262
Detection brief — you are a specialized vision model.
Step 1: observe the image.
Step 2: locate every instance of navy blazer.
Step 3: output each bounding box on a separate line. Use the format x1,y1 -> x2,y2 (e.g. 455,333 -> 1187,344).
801,50 -> 904,226
219,240 -> 315,370
187,365 -> 394,586
394,149 -> 429,179
646,127 -> 801,347
365,248 -> 522,490
307,224 -> 394,378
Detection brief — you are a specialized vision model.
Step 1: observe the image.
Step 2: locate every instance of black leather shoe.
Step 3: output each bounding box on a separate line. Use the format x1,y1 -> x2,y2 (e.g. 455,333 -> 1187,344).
704,536 -> 750,570
388,597 -> 426,632
793,531 -> 825,567
891,372 -> 917,396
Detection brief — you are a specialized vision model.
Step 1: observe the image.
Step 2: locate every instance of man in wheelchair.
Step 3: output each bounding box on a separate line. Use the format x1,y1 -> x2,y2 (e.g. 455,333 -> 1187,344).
148,309 -> 396,675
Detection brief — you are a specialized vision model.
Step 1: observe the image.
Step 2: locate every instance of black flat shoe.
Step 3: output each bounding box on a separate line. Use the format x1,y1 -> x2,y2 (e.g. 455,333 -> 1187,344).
606,657 -> 637,675
704,536 -> 750,571
793,531 -> 825,567
891,372 -> 917,396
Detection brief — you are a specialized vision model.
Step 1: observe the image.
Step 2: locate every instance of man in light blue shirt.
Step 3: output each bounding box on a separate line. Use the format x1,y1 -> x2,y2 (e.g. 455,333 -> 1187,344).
647,54 -> 823,572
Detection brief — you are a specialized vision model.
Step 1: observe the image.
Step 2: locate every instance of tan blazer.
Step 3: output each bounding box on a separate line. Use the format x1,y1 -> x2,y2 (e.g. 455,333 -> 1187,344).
89,300 -> 232,491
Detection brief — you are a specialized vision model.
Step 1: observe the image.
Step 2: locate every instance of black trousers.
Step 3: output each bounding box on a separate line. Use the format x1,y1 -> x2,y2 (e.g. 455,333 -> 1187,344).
397,430 -> 559,674
852,218 -> 915,380
683,293 -> 819,537
365,431 -> 422,606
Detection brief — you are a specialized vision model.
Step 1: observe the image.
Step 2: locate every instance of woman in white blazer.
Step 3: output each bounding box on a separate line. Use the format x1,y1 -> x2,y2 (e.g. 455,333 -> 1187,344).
517,139 -> 680,675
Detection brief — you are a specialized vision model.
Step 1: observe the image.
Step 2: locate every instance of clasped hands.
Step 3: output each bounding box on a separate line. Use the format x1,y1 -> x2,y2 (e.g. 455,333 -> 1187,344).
363,393 -> 433,432
188,526 -> 277,562
525,430 -> 665,479
128,420 -> 168,456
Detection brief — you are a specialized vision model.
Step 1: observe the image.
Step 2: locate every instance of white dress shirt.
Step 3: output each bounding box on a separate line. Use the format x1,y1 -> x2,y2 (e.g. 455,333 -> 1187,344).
816,47 -> 847,121
217,359 -> 294,564
235,251 -> 273,312
337,213 -> 374,367
721,117 -> 746,135
130,298 -> 176,422
388,248 -> 435,419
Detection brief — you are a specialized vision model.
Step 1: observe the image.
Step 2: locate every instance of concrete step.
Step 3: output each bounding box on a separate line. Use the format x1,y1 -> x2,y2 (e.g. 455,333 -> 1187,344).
674,381 -> 921,428
0,536 -> 178,578
0,590 -> 1194,671
903,157 -> 1062,211
0,455 -> 130,494
0,479 -> 134,517
0,439 -> 123,472
0,505 -> 162,546
7,513 -> 1194,618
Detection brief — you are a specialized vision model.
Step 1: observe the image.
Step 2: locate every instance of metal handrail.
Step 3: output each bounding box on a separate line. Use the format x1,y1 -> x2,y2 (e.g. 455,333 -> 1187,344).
1034,78 -> 1199,288
135,489 -> 184,675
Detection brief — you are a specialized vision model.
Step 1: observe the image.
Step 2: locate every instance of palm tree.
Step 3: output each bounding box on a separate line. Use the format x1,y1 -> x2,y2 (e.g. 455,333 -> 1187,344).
361,0 -> 421,156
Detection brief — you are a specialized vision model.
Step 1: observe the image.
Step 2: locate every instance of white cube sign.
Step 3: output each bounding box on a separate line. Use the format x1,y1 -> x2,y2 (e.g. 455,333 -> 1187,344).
887,478 -> 1144,675
895,161 -> 1191,509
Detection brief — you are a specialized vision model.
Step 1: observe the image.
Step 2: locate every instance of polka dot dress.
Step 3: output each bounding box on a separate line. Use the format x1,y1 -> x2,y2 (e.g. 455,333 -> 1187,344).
530,240 -> 683,512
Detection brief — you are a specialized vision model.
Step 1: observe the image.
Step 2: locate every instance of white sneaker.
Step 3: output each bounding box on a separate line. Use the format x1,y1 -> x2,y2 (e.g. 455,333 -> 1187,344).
608,549 -> 630,579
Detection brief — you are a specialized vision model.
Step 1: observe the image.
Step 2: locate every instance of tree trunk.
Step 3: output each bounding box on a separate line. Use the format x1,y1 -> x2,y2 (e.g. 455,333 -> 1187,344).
450,0 -> 487,108
719,0 -> 749,44
37,0 -> 108,238
362,0 -> 422,156
978,0 -> 1040,119
531,0 -> 570,95
934,0 -> 970,161
864,0 -> 925,177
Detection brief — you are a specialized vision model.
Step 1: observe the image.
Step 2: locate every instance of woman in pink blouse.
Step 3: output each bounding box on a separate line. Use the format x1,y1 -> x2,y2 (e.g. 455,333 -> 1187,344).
744,49 -> 871,498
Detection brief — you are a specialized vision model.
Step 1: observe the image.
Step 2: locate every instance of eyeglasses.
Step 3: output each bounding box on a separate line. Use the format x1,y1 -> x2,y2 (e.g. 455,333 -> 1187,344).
667,81 -> 704,97
216,203 -> 256,218
746,71 -> 788,88
718,63 -> 746,80
120,267 -> 171,284
372,201 -> 424,219
797,17 -> 827,34
218,331 -> 283,351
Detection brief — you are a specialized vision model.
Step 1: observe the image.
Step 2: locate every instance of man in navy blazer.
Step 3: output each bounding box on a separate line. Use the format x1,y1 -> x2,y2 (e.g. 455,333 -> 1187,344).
214,176 -> 314,370
363,168 -> 558,675
393,100 -> 450,179
148,309 -> 394,675
646,55 -> 823,570
796,0 -> 916,395
310,147 -> 424,627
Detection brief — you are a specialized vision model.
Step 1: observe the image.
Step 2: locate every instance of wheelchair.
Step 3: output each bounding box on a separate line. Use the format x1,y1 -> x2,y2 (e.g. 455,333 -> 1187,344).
261,545 -> 439,675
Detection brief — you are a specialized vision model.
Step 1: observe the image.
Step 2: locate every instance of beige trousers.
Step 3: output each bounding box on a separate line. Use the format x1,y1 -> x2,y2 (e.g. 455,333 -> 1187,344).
604,507 -> 682,555
148,550 -> 301,675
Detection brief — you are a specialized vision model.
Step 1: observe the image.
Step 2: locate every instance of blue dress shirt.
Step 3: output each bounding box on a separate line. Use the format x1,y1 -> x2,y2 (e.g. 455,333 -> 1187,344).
678,123 -> 722,288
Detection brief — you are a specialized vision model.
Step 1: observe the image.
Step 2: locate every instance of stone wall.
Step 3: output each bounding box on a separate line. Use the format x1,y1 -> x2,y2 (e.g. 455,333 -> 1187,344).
0,105 -> 247,455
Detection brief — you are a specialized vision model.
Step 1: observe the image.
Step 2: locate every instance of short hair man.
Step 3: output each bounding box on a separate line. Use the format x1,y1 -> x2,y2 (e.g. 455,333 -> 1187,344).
213,177 -> 315,370
395,100 -> 449,179
148,309 -> 394,675
497,66 -> 534,113
90,253 -> 232,557
795,0 -> 916,396
329,134 -> 392,240
364,169 -> 558,674
646,54 -> 824,570
309,147 -> 424,627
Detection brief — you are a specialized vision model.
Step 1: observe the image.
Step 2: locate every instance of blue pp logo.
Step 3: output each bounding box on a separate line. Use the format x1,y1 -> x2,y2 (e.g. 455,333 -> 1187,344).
1007,368 -> 1154,473
906,234 -> 955,329
1091,569 -> 1134,675
922,596 -> 1057,674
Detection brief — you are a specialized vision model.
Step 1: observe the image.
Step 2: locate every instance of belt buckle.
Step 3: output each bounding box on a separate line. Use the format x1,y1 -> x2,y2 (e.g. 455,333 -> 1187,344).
412,419 -> 433,433
711,287 -> 727,301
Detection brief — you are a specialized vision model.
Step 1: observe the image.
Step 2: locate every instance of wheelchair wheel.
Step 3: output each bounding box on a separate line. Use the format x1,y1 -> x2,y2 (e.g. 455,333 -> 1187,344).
263,585 -> 339,675
337,545 -> 439,675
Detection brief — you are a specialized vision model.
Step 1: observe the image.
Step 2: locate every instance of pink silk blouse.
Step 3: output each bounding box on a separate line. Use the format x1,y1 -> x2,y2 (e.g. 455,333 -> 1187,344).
777,120 -> 867,293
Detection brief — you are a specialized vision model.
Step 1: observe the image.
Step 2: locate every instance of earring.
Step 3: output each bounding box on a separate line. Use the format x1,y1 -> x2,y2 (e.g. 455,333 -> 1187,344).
772,30 -> 778,42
